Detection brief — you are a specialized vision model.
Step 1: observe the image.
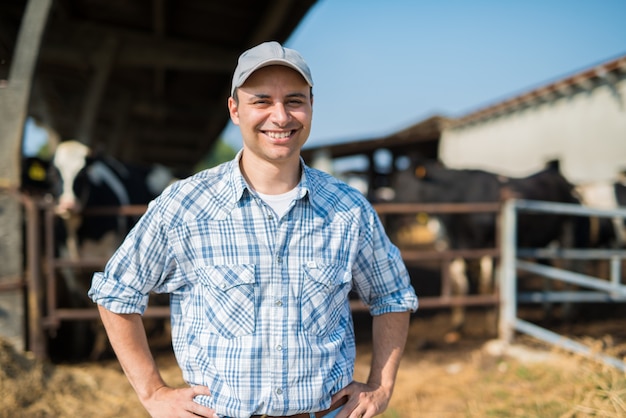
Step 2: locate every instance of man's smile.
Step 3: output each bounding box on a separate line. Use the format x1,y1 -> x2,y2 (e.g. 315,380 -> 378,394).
264,130 -> 296,141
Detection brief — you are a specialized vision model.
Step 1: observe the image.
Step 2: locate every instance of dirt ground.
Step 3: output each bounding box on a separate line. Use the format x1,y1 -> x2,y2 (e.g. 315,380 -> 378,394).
2,309 -> 626,418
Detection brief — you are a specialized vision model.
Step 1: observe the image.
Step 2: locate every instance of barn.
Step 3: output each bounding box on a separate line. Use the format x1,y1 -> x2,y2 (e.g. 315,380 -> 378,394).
302,53 -> 626,188
0,0 -> 317,352
301,53 -> 626,352
439,54 -> 626,184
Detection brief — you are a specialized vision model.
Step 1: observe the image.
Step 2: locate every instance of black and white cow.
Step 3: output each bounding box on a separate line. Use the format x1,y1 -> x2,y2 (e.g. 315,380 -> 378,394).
48,140 -> 176,360
51,140 -> 175,256
391,158 -> 583,335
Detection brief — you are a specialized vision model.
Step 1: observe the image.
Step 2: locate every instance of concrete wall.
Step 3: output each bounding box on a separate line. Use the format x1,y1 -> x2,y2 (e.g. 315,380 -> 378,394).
439,74 -> 626,184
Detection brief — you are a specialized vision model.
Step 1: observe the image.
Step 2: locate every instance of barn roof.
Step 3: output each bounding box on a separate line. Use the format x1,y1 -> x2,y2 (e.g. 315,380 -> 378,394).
301,115 -> 450,163
301,53 -> 626,166
0,0 -> 317,174
450,53 -> 626,129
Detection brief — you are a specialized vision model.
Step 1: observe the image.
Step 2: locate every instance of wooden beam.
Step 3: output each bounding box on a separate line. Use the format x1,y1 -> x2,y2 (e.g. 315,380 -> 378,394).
76,35 -> 118,145
153,0 -> 166,98
247,0 -> 294,46
39,21 -> 237,71
106,91 -> 132,156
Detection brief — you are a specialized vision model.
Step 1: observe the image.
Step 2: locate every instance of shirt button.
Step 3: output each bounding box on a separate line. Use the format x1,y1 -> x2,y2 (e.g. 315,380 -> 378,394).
275,344 -> 283,351
274,300 -> 283,307
276,388 -> 283,395
268,214 -> 273,220
277,256 -> 283,264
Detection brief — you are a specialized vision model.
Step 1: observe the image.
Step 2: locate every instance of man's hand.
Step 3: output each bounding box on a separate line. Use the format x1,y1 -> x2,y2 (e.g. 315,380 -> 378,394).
331,381 -> 391,418
332,311 -> 411,417
142,385 -> 217,418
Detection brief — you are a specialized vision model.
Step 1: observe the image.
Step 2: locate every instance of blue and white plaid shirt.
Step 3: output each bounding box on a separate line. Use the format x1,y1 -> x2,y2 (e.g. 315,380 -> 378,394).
89,152 -> 418,417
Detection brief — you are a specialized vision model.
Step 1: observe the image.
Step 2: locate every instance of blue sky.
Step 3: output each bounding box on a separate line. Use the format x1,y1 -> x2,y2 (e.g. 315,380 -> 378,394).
222,0 -> 626,149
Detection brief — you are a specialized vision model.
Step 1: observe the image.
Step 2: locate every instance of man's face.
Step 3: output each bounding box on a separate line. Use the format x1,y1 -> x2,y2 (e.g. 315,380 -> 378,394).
228,65 -> 313,166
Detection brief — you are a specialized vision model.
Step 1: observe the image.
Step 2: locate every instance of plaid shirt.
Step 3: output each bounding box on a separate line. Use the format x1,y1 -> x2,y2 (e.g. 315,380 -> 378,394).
89,152 -> 418,417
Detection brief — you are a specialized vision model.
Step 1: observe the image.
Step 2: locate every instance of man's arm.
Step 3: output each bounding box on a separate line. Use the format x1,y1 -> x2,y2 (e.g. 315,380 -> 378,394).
97,305 -> 216,418
332,311 -> 410,418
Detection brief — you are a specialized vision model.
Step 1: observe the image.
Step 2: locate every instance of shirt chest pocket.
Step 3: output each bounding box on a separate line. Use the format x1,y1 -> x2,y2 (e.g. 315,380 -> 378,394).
194,264 -> 256,339
301,262 -> 352,337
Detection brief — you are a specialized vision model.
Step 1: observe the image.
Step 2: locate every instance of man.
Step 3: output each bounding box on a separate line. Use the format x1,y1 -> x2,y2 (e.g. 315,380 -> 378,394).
89,41 -> 418,418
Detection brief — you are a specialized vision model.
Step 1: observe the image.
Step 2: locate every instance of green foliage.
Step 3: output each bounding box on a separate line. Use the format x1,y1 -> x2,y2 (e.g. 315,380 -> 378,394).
194,139 -> 237,173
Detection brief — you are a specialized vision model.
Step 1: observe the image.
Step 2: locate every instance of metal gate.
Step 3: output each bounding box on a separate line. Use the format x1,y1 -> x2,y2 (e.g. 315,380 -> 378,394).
498,199 -> 626,371
21,194 -> 170,359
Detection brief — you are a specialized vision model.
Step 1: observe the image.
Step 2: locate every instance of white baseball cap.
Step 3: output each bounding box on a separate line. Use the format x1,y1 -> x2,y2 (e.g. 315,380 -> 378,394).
231,41 -> 313,97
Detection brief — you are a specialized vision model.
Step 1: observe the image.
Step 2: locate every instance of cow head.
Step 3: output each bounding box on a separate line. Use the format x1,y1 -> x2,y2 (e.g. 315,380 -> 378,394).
51,140 -> 92,218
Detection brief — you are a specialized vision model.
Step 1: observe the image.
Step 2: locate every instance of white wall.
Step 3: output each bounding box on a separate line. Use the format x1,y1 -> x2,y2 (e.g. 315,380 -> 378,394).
439,76 -> 626,184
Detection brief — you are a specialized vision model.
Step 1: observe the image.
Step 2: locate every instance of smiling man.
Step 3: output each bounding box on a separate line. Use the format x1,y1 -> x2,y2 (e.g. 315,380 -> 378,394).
89,41 -> 418,418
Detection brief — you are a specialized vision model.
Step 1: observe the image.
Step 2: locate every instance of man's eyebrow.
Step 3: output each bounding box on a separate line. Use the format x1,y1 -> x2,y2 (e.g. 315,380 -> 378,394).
286,92 -> 308,99
250,92 -> 308,100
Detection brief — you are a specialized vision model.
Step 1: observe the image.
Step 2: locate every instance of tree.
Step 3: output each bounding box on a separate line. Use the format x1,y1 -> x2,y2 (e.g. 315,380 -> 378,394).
193,138 -> 237,172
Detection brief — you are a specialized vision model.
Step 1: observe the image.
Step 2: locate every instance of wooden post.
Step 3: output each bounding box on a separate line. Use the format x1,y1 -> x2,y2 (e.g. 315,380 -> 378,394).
75,35 -> 118,146
0,0 -> 52,351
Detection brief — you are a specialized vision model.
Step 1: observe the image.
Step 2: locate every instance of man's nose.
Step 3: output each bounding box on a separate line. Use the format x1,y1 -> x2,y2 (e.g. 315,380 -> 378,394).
271,103 -> 290,126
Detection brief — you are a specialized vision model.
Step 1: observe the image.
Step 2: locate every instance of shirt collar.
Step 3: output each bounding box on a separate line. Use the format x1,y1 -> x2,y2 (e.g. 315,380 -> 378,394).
228,149 -> 249,203
227,149 -> 312,204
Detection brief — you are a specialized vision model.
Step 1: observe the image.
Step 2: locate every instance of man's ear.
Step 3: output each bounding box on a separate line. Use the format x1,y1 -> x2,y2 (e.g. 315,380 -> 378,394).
228,97 -> 240,125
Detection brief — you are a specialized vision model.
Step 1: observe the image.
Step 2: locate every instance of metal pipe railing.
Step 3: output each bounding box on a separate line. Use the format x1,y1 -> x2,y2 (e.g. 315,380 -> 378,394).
498,198 -> 626,371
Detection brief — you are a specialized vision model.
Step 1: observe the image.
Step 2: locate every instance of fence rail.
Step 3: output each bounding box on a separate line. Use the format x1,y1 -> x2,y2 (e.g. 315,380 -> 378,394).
27,196 -> 626,365
498,199 -> 626,372
15,197 -> 506,359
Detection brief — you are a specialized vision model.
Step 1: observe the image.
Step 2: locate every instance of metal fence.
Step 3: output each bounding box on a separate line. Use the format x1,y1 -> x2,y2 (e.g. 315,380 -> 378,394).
23,195 -> 626,365
22,198 -> 504,358
498,199 -> 626,371
21,195 -> 169,359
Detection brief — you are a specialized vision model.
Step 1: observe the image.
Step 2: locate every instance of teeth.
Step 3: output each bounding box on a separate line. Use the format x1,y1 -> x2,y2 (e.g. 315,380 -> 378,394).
266,131 -> 291,139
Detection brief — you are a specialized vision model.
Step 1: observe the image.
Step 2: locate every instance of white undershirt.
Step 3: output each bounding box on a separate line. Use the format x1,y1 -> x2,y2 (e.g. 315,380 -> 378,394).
256,187 -> 299,219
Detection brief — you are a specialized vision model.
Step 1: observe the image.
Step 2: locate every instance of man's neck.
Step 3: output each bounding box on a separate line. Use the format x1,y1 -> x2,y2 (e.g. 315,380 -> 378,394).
239,153 -> 301,195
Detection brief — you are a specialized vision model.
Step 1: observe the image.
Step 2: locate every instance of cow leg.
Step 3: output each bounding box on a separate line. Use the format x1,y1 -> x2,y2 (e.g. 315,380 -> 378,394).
478,255 -> 499,334
54,244 -> 95,361
478,255 -> 493,295
59,216 -> 90,304
612,216 -> 626,247
79,231 -> 122,361
64,216 -> 81,260
448,257 -> 468,338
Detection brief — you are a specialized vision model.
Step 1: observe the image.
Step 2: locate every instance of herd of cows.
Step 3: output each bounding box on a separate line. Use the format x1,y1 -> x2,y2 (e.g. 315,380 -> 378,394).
20,141 -> 626,360
389,156 -> 626,333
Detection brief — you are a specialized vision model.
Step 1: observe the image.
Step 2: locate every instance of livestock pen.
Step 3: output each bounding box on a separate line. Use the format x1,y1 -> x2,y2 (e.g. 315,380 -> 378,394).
499,199 -> 626,371
15,195 -> 626,367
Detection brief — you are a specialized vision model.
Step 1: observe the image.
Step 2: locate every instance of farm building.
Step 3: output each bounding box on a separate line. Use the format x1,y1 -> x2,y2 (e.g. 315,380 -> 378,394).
440,54 -> 626,185
303,53 -> 626,189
